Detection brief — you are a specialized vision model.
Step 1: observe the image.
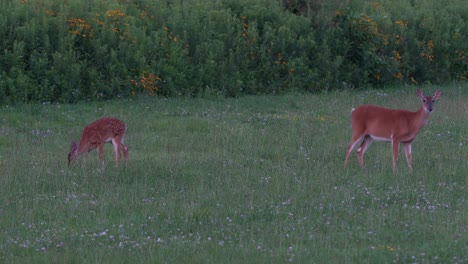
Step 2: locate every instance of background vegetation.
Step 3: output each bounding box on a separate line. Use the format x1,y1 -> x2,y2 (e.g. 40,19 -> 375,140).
0,85 -> 466,262
1,0 -> 467,103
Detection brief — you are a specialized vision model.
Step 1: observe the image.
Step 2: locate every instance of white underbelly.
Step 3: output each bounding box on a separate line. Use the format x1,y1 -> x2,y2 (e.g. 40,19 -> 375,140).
370,135 -> 391,142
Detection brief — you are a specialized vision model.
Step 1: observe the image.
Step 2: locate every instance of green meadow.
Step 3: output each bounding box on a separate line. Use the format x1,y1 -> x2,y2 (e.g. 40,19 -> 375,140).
0,85 -> 466,263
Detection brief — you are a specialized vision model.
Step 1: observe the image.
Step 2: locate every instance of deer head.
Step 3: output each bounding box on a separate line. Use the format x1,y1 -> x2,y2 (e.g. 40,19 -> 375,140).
417,89 -> 442,113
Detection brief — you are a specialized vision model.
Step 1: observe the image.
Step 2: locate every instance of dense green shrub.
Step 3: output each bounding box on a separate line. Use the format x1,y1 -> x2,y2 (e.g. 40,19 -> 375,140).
0,0 -> 466,103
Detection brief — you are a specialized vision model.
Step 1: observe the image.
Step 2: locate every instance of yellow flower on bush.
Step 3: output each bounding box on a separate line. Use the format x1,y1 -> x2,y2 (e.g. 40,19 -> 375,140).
392,50 -> 401,61
395,20 -> 408,28
393,72 -> 403,80
130,72 -> 162,96
67,18 -> 93,39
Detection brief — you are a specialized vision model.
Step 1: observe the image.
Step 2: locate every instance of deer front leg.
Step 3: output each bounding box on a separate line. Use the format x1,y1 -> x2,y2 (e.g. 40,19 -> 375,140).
403,142 -> 413,172
391,138 -> 401,171
98,143 -> 105,167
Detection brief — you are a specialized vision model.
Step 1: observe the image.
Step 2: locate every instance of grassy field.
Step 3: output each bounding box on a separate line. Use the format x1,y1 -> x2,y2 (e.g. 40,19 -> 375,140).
0,85 -> 466,263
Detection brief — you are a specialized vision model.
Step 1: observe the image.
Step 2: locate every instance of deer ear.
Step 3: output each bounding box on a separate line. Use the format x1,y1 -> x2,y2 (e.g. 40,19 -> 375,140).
433,90 -> 442,100
416,89 -> 424,100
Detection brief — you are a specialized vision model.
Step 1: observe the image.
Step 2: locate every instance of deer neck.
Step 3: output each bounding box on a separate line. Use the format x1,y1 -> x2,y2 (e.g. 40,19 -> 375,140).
76,141 -> 91,155
414,105 -> 431,128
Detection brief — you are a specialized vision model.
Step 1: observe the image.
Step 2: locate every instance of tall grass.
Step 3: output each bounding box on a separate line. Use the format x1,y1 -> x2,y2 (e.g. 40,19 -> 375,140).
0,85 -> 466,262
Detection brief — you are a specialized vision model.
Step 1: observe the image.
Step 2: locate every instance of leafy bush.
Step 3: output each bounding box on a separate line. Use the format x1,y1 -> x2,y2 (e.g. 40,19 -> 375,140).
0,0 -> 466,103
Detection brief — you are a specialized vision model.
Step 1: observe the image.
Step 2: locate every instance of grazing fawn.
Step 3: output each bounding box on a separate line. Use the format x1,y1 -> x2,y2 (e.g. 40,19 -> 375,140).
344,90 -> 442,172
68,117 -> 129,167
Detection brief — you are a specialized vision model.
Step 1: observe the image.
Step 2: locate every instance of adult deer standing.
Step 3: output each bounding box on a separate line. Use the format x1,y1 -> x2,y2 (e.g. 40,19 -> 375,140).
344,90 -> 442,172
68,117 -> 129,167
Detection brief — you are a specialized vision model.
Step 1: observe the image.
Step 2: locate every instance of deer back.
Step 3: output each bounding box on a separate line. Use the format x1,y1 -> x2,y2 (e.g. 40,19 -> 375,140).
77,117 -> 127,152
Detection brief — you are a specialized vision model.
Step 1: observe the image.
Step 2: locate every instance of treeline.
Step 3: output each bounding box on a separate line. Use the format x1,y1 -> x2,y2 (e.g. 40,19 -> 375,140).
0,0 -> 466,103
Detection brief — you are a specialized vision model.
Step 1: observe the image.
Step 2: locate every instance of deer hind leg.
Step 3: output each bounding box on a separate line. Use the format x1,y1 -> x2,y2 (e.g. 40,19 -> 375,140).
111,138 -> 122,167
112,138 -> 129,167
344,133 -> 365,167
121,143 -> 129,166
119,139 -> 128,166
403,142 -> 413,172
356,136 -> 373,167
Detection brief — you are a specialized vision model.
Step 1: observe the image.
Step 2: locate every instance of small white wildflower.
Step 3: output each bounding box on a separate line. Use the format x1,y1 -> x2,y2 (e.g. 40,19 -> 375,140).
95,230 -> 107,237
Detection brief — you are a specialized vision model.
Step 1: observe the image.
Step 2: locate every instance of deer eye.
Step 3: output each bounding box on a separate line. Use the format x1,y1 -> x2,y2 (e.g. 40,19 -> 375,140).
423,99 -> 426,102
431,100 -> 435,103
